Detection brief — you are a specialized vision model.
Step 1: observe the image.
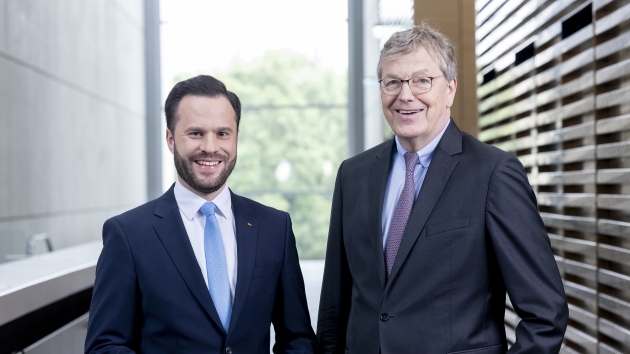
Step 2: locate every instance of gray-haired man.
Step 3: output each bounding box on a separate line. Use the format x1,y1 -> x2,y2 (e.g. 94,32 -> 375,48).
317,23 -> 568,354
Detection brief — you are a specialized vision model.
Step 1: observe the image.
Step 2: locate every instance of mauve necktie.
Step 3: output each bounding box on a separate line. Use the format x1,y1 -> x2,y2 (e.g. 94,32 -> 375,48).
385,152 -> 419,275
199,202 -> 232,332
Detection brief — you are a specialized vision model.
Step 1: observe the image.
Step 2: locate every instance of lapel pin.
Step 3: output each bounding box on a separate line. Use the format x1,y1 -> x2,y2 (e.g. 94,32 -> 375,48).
247,222 -> 252,227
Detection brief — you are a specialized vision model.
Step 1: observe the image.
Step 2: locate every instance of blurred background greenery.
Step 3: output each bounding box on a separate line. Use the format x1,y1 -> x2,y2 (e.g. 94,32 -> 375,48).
175,50 -> 348,259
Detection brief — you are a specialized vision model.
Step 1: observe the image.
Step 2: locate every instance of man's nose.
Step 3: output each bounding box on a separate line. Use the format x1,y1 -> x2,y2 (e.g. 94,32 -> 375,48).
397,81 -> 415,101
200,135 -> 219,153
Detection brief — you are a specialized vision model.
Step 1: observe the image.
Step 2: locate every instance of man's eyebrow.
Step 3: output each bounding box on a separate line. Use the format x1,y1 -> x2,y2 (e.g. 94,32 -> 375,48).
216,126 -> 234,133
411,69 -> 431,77
382,69 -> 431,78
183,126 -> 203,133
182,126 -> 234,133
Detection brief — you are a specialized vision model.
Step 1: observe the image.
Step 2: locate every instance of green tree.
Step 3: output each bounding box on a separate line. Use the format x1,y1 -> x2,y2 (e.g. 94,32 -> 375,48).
176,50 -> 347,259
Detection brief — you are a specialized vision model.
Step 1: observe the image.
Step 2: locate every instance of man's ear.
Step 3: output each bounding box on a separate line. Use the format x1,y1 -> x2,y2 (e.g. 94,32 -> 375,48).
446,77 -> 457,108
166,128 -> 175,154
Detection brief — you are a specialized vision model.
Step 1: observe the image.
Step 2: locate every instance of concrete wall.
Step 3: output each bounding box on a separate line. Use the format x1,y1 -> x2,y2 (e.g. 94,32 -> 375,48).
0,0 -> 147,263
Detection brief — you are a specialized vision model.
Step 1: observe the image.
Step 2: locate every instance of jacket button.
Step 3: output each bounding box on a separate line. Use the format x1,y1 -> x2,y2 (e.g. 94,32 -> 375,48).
380,313 -> 389,321
225,347 -> 233,354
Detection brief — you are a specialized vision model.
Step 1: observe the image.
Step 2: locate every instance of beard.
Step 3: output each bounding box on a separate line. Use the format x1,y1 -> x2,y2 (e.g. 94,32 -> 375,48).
173,145 -> 237,195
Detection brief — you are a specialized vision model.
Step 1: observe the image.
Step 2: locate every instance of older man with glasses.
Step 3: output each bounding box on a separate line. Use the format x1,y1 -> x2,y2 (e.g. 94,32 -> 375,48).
317,23 -> 568,354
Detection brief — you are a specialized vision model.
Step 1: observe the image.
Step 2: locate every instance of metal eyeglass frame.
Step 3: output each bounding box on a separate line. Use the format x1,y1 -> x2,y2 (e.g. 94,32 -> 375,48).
378,75 -> 444,96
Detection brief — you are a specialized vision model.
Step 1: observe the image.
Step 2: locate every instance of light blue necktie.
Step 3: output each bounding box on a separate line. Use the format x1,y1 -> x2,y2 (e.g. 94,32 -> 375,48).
199,202 -> 232,332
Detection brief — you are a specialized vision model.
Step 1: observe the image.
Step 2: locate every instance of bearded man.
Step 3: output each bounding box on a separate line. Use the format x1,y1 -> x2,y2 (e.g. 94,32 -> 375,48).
85,75 -> 316,354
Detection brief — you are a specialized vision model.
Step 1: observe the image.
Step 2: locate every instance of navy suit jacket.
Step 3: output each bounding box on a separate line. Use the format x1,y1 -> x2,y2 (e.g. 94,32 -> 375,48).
317,120 -> 568,353
85,186 -> 316,354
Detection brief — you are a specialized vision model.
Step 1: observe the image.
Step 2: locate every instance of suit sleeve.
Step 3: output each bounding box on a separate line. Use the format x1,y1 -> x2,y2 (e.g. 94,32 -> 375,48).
85,218 -> 141,354
316,162 -> 352,354
486,154 -> 569,353
271,213 -> 318,353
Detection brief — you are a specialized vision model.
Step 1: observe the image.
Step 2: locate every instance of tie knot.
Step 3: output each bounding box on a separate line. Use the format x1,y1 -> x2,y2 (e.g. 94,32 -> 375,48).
199,202 -> 217,217
404,152 -> 419,171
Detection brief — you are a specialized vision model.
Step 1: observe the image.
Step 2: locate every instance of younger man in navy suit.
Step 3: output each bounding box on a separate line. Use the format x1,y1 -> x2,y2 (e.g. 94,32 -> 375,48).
86,75 -> 316,354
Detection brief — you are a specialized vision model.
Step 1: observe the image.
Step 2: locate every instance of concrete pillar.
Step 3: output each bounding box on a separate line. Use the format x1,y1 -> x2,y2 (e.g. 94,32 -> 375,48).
348,0 -> 365,157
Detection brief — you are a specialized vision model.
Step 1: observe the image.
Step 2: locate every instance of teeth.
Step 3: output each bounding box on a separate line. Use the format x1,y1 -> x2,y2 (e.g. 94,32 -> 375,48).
197,161 -> 219,166
399,110 -> 420,114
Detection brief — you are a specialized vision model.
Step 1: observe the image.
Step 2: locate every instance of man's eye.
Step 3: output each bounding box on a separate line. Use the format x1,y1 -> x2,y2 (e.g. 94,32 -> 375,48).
190,132 -> 202,137
385,79 -> 401,87
414,78 -> 430,84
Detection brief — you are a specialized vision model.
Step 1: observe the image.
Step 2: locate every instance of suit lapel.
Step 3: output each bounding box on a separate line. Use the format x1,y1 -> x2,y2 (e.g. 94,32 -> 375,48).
368,140 -> 396,288
387,121 -> 463,286
227,192 -> 257,335
152,186 -> 225,332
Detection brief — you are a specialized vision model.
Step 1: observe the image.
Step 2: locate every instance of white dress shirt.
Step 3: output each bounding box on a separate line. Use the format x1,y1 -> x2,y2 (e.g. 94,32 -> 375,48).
381,120 -> 450,249
174,179 -> 237,302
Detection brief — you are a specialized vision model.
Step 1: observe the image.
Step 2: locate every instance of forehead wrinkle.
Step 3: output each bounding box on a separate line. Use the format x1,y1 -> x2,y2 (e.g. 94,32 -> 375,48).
411,69 -> 432,77
382,68 -> 432,79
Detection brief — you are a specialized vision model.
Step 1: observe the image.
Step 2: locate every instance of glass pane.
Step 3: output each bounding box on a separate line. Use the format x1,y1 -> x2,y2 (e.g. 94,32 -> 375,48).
161,0 -> 348,260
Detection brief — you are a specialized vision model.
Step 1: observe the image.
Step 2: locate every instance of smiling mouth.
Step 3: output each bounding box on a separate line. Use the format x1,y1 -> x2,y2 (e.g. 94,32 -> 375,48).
195,160 -> 220,166
397,109 -> 423,115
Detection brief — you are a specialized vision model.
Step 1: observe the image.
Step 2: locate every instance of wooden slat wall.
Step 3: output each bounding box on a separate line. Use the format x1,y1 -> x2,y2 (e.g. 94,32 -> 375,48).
476,0 -> 630,352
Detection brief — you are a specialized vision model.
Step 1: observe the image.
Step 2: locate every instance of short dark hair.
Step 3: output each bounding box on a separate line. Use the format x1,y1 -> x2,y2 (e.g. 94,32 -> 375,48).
164,75 -> 241,132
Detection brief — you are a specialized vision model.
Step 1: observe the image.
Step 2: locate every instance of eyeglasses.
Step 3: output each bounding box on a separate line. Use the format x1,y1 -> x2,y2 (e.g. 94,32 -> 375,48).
378,75 -> 443,96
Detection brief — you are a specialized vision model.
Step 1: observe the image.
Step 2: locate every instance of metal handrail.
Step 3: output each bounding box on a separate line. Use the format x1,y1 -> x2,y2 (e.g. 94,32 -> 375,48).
5,233 -> 53,260
26,233 -> 53,256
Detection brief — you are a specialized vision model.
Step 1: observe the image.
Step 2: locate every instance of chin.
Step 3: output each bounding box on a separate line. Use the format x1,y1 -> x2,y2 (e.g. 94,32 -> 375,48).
395,127 -> 426,139
196,174 -> 221,186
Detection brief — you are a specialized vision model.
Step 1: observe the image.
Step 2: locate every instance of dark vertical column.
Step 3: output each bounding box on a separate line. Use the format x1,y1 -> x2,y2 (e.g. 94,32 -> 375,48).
348,0 -> 365,157
145,0 -> 163,200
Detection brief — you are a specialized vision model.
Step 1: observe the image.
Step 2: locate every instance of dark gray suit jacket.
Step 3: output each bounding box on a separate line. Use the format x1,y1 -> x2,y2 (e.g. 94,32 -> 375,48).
317,120 -> 568,353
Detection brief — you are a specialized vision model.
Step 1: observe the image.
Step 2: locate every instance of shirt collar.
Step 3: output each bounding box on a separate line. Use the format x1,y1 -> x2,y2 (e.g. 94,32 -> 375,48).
394,119 -> 450,168
174,178 -> 232,220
